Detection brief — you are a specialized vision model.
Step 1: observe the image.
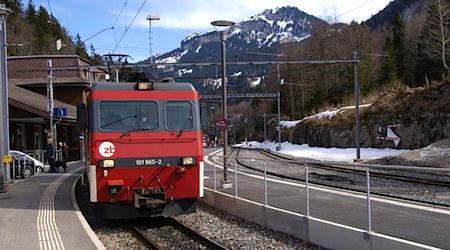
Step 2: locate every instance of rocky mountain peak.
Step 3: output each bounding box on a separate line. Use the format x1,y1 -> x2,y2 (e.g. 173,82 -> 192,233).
150,6 -> 325,91
154,6 -> 323,63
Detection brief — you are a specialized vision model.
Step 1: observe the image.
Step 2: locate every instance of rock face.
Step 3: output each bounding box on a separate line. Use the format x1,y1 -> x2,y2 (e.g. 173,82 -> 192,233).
279,81 -> 450,150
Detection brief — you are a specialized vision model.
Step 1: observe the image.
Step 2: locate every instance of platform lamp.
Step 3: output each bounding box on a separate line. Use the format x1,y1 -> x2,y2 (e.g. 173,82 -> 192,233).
211,20 -> 235,189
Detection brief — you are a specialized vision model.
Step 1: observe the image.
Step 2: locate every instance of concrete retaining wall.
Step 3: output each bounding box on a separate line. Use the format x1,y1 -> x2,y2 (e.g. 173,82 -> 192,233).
201,188 -> 439,250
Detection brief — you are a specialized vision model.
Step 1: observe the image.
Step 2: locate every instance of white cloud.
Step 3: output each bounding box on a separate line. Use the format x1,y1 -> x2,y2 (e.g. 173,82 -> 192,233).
30,0 -> 393,59
134,0 -> 392,30
36,0 -> 393,32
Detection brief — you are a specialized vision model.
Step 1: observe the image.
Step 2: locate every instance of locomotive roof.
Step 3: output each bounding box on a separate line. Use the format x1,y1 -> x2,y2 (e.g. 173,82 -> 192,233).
90,81 -> 196,91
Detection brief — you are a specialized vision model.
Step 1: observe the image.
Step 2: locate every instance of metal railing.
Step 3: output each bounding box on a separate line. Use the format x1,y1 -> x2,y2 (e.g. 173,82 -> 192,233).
208,154 -> 450,235
4,150 -> 63,181
22,149 -> 63,163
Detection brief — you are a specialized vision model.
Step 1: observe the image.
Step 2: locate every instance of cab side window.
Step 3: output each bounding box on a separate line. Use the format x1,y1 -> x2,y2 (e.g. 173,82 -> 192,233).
165,101 -> 193,131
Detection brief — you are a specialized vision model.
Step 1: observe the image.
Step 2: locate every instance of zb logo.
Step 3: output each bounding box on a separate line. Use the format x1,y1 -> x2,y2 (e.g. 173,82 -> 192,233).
99,141 -> 115,157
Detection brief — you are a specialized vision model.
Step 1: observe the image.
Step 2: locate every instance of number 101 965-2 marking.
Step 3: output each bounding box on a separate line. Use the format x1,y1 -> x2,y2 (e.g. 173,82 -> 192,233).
135,158 -> 163,166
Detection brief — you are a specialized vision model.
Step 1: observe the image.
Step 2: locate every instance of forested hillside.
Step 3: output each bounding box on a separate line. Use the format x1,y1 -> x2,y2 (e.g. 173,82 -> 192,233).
1,0 -> 101,63
261,0 -> 449,122
265,0 -> 450,150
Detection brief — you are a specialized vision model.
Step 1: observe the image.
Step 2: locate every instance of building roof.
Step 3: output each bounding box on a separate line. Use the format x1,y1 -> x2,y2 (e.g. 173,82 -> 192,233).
9,77 -> 90,87
8,84 -> 76,120
6,55 -> 111,123
7,55 -> 107,83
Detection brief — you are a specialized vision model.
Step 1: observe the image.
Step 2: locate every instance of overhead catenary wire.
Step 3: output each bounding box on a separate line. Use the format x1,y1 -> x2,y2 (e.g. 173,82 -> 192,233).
46,0 -> 53,17
82,0 -> 129,44
83,27 -> 113,43
113,0 -> 128,28
336,0 -> 378,20
113,0 -> 147,52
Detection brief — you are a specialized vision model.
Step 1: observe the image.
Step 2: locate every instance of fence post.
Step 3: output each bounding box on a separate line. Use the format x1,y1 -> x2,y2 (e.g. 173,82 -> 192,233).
234,159 -> 238,197
305,165 -> 310,218
365,168 -> 372,240
12,161 -> 16,180
264,162 -> 268,207
213,158 -> 217,191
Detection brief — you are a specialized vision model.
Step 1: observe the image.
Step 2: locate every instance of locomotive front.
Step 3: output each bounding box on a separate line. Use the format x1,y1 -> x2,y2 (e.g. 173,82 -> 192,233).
78,81 -> 204,219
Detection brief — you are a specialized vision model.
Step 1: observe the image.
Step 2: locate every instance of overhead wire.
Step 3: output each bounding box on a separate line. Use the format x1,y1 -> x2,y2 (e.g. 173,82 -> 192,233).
82,1 -> 429,60
46,0 -> 53,17
83,27 -> 113,43
112,0 -> 128,28
113,0 -> 147,52
81,0 -> 128,45
229,2 -> 433,86
335,0 -> 378,20
112,0 -> 128,47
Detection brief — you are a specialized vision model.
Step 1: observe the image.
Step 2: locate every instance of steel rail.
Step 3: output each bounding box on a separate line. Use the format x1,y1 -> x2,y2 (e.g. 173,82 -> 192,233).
168,218 -> 230,250
220,147 -> 450,207
255,148 -> 450,187
128,218 -> 229,250
128,223 -> 163,250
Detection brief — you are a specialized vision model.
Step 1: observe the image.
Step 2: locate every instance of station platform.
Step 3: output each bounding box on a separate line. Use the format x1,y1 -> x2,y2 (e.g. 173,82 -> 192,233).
0,162 -> 104,250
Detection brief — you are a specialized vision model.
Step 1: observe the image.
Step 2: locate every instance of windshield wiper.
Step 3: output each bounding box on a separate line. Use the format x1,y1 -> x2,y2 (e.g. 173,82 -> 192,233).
177,116 -> 193,137
101,115 -> 137,129
119,127 -> 150,138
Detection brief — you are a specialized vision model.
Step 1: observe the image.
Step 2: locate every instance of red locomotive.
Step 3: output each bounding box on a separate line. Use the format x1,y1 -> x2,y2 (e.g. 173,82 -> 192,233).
77,79 -> 204,219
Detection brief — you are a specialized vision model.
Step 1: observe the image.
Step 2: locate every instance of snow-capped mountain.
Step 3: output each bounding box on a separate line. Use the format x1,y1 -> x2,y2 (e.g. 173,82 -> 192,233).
144,6 -> 325,93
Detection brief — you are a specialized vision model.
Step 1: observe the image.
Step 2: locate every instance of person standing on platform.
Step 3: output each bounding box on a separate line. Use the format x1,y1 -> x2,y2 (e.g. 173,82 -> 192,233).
61,142 -> 69,172
46,137 -> 56,173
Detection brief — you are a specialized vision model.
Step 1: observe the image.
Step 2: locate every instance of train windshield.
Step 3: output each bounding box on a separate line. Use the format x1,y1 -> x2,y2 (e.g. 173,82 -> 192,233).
99,101 -> 158,131
165,101 -> 193,131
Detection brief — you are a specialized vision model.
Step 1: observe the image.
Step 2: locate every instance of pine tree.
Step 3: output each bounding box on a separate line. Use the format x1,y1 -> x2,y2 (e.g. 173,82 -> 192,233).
74,33 -> 89,60
25,0 -> 36,23
392,13 -> 407,82
89,44 -> 104,65
380,37 -> 400,87
35,6 -> 51,54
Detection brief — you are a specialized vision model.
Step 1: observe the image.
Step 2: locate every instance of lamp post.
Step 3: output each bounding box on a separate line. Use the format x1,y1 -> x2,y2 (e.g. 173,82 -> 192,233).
146,15 -> 160,64
209,106 -> 215,136
0,4 -> 11,189
47,60 -> 54,141
211,20 -> 234,189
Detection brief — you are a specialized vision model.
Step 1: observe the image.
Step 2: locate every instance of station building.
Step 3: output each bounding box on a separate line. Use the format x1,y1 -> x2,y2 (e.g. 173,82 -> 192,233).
7,55 -> 107,161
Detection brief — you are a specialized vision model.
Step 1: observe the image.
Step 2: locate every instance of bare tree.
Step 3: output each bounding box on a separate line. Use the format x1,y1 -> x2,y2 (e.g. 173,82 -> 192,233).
422,0 -> 450,76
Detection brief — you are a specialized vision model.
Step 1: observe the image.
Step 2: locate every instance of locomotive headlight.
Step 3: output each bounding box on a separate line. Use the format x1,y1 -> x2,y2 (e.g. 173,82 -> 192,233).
182,157 -> 197,166
137,82 -> 151,90
99,159 -> 115,168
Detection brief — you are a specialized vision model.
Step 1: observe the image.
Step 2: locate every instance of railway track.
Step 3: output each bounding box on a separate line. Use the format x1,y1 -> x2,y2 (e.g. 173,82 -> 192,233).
256,148 -> 450,188
129,218 -> 229,250
227,147 -> 450,206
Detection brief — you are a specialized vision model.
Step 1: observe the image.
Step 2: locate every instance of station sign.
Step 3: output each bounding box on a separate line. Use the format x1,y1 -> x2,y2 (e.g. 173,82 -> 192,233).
53,107 -> 68,117
215,119 -> 228,128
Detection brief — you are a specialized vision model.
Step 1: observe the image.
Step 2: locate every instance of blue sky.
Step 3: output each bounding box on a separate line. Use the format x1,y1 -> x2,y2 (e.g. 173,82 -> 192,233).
30,0 -> 393,62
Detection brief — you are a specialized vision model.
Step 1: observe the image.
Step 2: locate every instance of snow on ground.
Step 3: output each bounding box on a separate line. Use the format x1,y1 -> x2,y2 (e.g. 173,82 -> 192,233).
280,104 -> 372,128
239,141 -> 410,163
